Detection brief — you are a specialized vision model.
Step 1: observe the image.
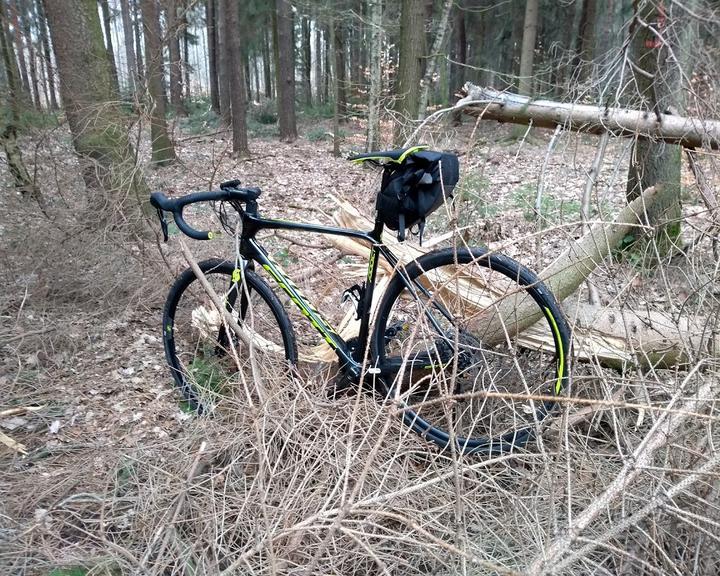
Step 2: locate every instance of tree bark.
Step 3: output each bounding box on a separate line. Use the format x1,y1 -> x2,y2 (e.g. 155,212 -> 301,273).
262,25 -> 272,99
244,56 -> 251,103
132,0 -> 144,82
449,3 -> 466,126
573,0 -> 597,82
322,23 -> 330,103
139,0 -> 176,165
181,3 -> 190,101
252,50 -> 260,100
517,0 -> 538,96
274,0 -> 297,142
19,0 -> 41,108
166,0 -> 186,116
366,0 -> 382,151
43,0 -> 148,212
393,0 -> 425,145
205,0 -> 219,111
624,1 -> 682,257
0,1 -> 41,201
35,0 -> 58,108
226,0 -> 249,156
458,85 -> 720,151
119,0 -> 138,95
98,0 -> 120,96
314,16 -> 322,104
416,0 -> 453,121
330,14 -> 340,157
216,0 -> 231,124
333,19 -> 347,121
8,0 -> 30,100
301,16 -> 312,107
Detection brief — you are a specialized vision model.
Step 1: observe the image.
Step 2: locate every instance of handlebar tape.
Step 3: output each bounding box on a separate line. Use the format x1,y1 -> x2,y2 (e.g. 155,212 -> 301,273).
149,187 -> 260,240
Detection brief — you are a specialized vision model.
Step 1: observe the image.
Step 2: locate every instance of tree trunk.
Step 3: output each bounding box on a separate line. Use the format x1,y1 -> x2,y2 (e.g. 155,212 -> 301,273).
314,17 -> 322,104
393,0 -> 425,145
349,3 -> 362,89
98,0 -> 120,96
509,0 -> 524,86
132,0 -> 144,82
205,0 -> 219,112
181,4 -> 190,101
35,0 -> 58,109
624,1 -> 682,257
244,57 -> 251,103
0,1 -> 40,201
274,0 -> 297,142
216,0 -> 231,124
119,0 -> 138,95
43,0 -> 148,211
517,0 -> 538,96
19,0 -> 42,108
252,50 -> 260,100
469,186 -> 715,368
301,16 -> 312,107
573,0 -> 597,82
166,0 -> 186,116
139,0 -> 176,165
330,15 -> 340,157
9,0 -> 31,102
449,2 -> 466,126
226,0 -> 249,156
458,85 -> 720,151
262,25 -> 272,99
322,23 -> 330,103
416,0 -> 452,120
333,20 -> 347,121
366,0 -> 382,151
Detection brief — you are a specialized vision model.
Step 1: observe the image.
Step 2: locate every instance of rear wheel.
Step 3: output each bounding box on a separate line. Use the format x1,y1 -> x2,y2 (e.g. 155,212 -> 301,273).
163,259 -> 297,412
372,248 -> 570,455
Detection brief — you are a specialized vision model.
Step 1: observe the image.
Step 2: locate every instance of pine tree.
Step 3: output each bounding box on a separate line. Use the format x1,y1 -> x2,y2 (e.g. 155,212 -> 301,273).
140,0 -> 177,165
44,0 -> 148,212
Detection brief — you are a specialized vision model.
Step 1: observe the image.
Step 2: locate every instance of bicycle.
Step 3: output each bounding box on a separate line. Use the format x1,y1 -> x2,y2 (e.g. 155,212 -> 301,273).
150,146 -> 571,455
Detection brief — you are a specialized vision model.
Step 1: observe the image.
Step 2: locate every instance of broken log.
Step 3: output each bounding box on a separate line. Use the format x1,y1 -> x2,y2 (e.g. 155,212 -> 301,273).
458,84 -> 720,151
328,192 -> 719,368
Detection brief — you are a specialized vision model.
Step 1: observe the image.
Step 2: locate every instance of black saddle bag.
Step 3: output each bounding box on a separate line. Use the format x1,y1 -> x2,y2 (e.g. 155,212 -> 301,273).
375,150 -> 459,243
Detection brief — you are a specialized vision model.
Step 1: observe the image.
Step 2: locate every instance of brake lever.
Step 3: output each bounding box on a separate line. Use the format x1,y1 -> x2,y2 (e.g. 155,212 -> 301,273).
156,207 -> 169,242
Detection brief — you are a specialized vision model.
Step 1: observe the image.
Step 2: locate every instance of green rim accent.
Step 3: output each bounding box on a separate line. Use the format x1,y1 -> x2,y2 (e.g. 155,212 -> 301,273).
231,269 -> 241,283
350,145 -> 430,165
544,307 -> 566,394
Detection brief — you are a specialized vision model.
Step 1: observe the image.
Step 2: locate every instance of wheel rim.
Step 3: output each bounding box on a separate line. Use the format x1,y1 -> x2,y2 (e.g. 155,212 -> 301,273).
167,265 -> 292,411
378,253 -> 567,454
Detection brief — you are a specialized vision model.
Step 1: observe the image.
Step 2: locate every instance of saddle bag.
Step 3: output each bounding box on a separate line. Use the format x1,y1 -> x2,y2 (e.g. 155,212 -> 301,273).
375,150 -> 459,243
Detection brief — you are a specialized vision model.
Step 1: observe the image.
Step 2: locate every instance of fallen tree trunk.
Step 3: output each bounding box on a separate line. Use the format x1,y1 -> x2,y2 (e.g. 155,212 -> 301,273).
329,190 -> 719,368
457,85 -> 720,151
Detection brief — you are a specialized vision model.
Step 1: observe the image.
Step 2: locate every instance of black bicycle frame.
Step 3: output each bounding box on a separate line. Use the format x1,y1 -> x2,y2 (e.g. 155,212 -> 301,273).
236,207 -> 401,379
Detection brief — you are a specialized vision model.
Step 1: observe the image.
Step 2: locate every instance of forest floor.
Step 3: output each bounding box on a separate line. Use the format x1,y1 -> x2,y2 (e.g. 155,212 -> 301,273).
1,110 -> 719,575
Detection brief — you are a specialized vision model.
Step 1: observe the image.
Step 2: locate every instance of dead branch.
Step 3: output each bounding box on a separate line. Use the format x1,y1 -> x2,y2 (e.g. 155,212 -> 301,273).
527,362 -> 715,574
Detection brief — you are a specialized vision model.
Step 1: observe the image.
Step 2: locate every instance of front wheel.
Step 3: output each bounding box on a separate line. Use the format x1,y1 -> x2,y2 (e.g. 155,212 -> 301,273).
163,259 -> 298,412
371,247 -> 571,455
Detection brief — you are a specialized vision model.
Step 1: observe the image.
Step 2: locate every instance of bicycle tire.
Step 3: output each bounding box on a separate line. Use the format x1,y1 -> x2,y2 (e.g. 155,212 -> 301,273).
163,258 -> 297,412
371,247 -> 571,455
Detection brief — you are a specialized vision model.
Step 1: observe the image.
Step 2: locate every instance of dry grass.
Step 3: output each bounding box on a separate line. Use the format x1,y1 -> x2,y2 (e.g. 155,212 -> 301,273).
2,108 -> 720,576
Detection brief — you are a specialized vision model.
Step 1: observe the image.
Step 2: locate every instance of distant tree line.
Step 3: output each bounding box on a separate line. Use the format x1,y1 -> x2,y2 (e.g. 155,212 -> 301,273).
0,0 -> 716,237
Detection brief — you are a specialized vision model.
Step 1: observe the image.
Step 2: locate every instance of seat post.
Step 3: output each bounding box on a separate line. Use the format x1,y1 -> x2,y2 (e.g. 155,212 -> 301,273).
371,215 -> 384,241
